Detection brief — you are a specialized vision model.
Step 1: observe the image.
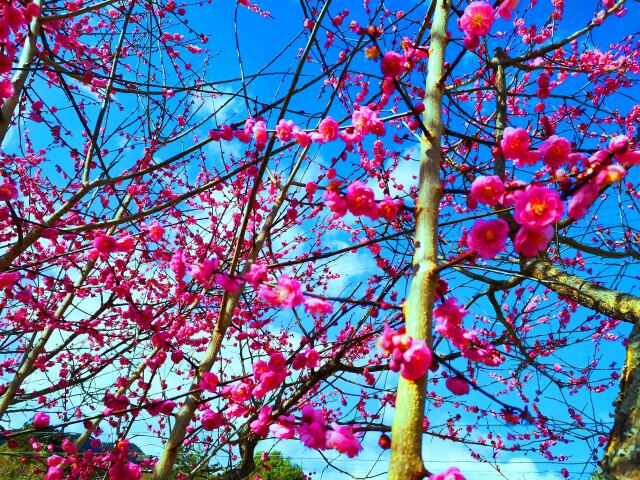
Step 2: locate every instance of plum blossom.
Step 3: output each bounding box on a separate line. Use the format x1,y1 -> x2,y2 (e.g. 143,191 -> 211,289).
378,196 -> 400,221
313,116 -> 339,143
0,178 -> 18,201
323,189 -> 348,218
326,424 -> 362,458
259,274 -> 304,308
513,225 -> 554,257
298,405 -> 328,449
470,175 -> 505,206
514,186 -> 564,228
250,406 -> 272,438
244,262 -> 268,285
446,377 -> 470,396
540,135 -> 572,167
378,326 -> 433,381
201,409 -> 225,430
458,1 -> 494,50
429,467 -> 467,480
568,183 -> 599,220
33,411 -> 50,429
276,119 -> 295,142
199,372 -> 219,392
304,297 -> 333,316
468,219 -> 509,259
345,181 -> 378,219
497,0 -> 518,19
0,271 -> 21,289
380,51 -> 406,78
500,127 -> 530,160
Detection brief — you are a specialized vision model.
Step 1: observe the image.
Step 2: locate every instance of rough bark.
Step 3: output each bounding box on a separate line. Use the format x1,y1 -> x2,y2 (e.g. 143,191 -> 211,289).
593,324 -> 640,480
388,1 -> 448,478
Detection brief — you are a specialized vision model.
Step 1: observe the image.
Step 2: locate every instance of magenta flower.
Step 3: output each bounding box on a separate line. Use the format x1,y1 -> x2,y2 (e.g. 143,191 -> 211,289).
400,340 -> 432,381
250,406 -> 272,438
470,175 -> 505,206
468,219 -> 509,259
345,181 -> 378,218
540,135 -> 572,168
304,297 -> 333,316
276,119 -> 295,142
323,189 -> 348,217
378,195 -> 400,221
33,411 -> 50,429
568,183 -> 599,220
445,377 -> 470,396
316,116 -> 339,143
201,409 -> 225,431
199,372 -> 219,392
0,178 -> 18,201
514,186 -> 564,228
380,51 -> 406,78
496,0 -> 519,20
259,274 -> 304,308
429,467 -> 467,480
513,225 -> 554,257
327,423 -> 362,458
244,262 -> 268,285
500,127 -> 530,160
0,271 -> 21,289
459,2 -> 495,37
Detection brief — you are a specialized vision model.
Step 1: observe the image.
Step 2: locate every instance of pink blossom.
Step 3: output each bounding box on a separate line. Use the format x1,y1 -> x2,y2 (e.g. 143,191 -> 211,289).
429,467 -> 467,480
270,417 -> 296,439
468,219 -> 509,259
462,34 -> 480,51
323,189 -> 348,217
568,183 -> 599,220
446,377 -> 470,395
470,175 -> 505,206
292,127 -> 311,147
33,411 -> 50,429
315,116 -> 339,143
609,135 -> 629,154
145,221 -> 165,241
380,51 -> 406,78
513,149 -> 543,167
276,119 -> 295,142
595,165 -> 626,189
244,262 -> 268,285
0,178 -> 18,200
400,340 -> 432,381
45,467 -> 64,480
304,297 -> 333,316
189,258 -> 219,284
616,149 -> 640,165
252,119 -> 268,147
514,186 -> 564,228
378,196 -> 400,221
345,181 -> 378,219
92,234 -> 118,254
0,271 -> 21,289
250,406 -> 272,438
327,423 -> 362,458
513,225 -> 554,257
215,273 -> 243,293
459,2 -> 495,37
540,135 -> 572,167
496,0 -> 518,20
199,372 -> 219,392
201,409 -> 225,430
170,251 -> 187,281
500,127 -> 530,160
259,274 -> 304,308
298,405 -> 327,449
0,78 -> 13,100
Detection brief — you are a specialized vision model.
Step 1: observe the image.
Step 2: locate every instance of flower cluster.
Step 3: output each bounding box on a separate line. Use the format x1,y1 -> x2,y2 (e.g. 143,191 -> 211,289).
323,181 -> 401,221
377,326 -> 433,381
252,352 -> 288,398
250,405 -> 362,458
434,299 -> 503,366
458,1 -> 495,51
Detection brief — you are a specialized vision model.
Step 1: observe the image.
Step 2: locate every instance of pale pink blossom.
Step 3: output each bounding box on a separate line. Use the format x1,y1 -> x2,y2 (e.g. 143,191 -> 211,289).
304,297 -> 333,316
276,119 -> 295,142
